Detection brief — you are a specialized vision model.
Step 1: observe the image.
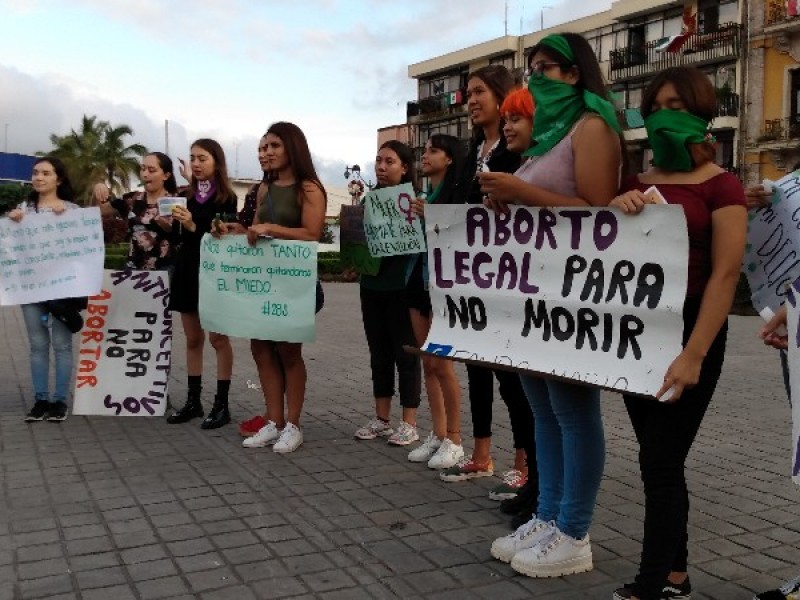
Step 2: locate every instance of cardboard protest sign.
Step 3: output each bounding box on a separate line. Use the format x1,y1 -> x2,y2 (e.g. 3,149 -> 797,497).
745,171 -> 800,319
72,270 -> 171,417
199,234 -> 317,342
0,207 -> 104,305
421,205 -> 688,397
339,205 -> 380,275
783,282 -> 800,486
363,183 -> 426,257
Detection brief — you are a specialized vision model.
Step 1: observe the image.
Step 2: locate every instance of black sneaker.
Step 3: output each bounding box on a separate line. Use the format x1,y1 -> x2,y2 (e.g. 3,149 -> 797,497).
25,400 -> 50,422
754,573 -> 800,600
47,402 -> 68,422
613,578 -> 691,600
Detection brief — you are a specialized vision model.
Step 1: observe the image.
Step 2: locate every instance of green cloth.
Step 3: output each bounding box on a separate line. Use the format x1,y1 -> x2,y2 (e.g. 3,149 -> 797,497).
257,183 -> 302,227
525,34 -> 621,158
644,109 -> 709,172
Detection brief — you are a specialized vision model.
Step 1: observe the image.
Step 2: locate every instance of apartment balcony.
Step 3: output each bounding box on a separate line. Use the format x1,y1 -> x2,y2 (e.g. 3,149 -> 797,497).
765,0 -> 800,32
757,116 -> 800,149
406,90 -> 467,123
609,23 -> 741,82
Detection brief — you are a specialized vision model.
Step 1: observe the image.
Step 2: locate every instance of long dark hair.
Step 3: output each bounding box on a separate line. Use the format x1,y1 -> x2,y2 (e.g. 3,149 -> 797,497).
640,66 -> 717,167
427,134 -> 465,204
528,32 -> 628,172
28,156 -> 75,209
467,65 -> 515,144
378,140 -> 418,192
148,151 -> 178,194
189,138 -> 236,204
264,122 -> 327,202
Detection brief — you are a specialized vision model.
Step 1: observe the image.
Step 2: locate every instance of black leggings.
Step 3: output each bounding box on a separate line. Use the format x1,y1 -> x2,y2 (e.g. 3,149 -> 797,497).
360,286 -> 421,408
623,298 -> 728,600
466,364 -> 536,466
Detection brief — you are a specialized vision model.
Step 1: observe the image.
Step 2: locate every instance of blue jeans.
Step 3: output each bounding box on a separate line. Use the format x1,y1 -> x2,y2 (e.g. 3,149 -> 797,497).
21,303 -> 74,402
519,375 -> 604,539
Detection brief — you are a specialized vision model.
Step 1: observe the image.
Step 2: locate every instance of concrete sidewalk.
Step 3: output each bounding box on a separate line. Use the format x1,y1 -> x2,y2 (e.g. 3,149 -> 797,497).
0,282 -> 797,600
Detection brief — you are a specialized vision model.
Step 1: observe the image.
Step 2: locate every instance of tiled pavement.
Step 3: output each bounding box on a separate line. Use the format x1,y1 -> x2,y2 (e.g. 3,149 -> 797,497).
0,283 -> 797,600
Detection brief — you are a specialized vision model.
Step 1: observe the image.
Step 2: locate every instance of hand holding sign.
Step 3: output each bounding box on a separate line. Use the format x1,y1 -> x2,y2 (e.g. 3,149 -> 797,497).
610,189 -> 662,214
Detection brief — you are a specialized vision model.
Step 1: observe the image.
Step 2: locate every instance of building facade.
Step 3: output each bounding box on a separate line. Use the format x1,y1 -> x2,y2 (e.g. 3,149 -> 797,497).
405,0 -> 745,178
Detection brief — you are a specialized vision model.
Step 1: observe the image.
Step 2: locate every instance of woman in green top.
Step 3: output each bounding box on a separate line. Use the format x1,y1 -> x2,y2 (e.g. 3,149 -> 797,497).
221,122 -> 327,454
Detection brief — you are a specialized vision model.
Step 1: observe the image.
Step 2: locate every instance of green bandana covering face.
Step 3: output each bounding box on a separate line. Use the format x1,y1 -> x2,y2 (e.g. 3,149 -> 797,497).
525,34 -> 621,157
644,109 -> 709,172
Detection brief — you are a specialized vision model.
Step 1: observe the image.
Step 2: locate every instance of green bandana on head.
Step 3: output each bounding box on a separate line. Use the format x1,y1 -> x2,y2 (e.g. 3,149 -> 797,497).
644,109 -> 709,172
525,34 -> 621,157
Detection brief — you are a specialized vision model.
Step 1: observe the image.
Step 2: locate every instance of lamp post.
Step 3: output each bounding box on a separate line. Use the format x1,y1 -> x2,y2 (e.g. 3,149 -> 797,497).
344,164 -> 374,189
541,5 -> 552,30
344,164 -> 374,205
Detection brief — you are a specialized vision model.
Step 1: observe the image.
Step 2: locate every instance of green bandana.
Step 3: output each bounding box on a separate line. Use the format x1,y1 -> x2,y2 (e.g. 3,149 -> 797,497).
525,34 -> 621,157
644,109 -> 709,172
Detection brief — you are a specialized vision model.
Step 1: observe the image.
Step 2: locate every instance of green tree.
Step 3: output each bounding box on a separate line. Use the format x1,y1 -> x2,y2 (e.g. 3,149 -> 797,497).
45,115 -> 147,202
0,183 -> 30,215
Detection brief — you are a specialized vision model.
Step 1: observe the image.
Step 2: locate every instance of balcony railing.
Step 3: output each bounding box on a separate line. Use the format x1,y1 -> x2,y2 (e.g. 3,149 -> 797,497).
758,116 -> 800,144
766,0 -> 800,27
617,93 -> 739,131
407,90 -> 466,120
609,23 -> 741,81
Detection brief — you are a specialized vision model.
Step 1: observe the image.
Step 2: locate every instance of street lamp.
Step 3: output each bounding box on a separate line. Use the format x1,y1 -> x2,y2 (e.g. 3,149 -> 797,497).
343,164 -> 374,190
541,5 -> 552,31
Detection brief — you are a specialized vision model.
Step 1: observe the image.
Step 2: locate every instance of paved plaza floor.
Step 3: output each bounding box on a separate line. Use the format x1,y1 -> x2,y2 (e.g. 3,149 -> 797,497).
0,283 -> 797,599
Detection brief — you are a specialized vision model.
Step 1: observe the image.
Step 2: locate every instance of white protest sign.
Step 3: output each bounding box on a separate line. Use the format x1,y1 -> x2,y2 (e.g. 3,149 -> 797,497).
783,283 -> 800,486
198,234 -> 317,342
422,205 -> 688,397
0,207 -> 105,305
72,270 -> 171,417
363,183 -> 426,257
744,171 -> 800,318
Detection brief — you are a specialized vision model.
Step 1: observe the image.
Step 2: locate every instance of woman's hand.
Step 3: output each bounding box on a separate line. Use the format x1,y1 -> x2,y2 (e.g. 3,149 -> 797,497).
758,304 -> 789,350
92,183 -> 110,205
411,197 -> 426,217
246,223 -> 271,246
153,216 -> 173,232
478,172 -> 522,203
745,184 -> 772,210
7,208 -> 23,222
610,190 -> 656,214
656,348 -> 704,403
171,205 -> 195,232
211,221 -> 246,239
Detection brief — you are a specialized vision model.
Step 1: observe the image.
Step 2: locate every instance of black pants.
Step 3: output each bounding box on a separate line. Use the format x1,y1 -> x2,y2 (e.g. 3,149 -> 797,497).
466,364 -> 537,468
623,298 -> 728,600
360,286 -> 421,408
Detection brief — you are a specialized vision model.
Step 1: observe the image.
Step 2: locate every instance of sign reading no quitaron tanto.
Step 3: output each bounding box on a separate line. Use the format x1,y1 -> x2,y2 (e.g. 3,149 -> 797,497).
363,183 -> 426,257
422,205 -> 689,397
745,170 -> 800,319
782,281 -> 800,486
199,234 -> 317,342
73,270 -> 172,417
0,207 -> 105,305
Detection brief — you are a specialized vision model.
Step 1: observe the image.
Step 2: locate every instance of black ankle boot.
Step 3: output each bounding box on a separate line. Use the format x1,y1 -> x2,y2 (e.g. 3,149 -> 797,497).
500,479 -> 537,515
166,393 -> 203,424
200,395 -> 230,430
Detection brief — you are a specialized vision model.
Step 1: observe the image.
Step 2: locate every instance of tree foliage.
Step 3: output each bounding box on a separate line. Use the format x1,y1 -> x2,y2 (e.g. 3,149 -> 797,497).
44,115 -> 148,202
0,183 -> 30,215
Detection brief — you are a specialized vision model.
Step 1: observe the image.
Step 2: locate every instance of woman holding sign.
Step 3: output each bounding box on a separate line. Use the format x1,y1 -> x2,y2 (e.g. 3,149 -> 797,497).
92,152 -> 179,272
406,134 -> 466,469
167,139 -> 238,431
10,157 -> 81,422
605,68 -> 747,600
222,122 -> 326,454
441,64 -> 537,522
353,140 -> 423,447
482,34 -> 622,577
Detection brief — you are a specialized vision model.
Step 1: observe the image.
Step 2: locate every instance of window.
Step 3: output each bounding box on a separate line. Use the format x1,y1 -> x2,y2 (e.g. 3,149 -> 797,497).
719,0 -> 739,24
646,20 -> 663,42
663,15 -> 683,37
698,0 -> 720,33
490,54 -> 515,70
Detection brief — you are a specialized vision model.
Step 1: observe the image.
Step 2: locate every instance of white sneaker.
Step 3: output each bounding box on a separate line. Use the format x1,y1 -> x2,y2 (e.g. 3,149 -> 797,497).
354,417 -> 393,440
510,527 -> 593,578
490,517 -> 554,563
387,421 -> 419,446
408,431 -> 442,462
273,423 -> 303,453
242,421 -> 281,448
427,438 -> 465,469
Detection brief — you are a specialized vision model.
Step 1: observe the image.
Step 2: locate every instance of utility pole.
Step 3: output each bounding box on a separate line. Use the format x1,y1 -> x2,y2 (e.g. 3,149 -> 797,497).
3,123 -> 7,153
164,119 -> 170,155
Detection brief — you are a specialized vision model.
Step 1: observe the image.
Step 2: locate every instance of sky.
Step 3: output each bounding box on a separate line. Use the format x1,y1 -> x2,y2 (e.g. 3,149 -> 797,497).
0,0 -> 611,188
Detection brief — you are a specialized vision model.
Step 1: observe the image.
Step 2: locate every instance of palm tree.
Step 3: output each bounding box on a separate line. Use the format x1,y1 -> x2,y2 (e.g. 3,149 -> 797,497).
44,115 -> 148,202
